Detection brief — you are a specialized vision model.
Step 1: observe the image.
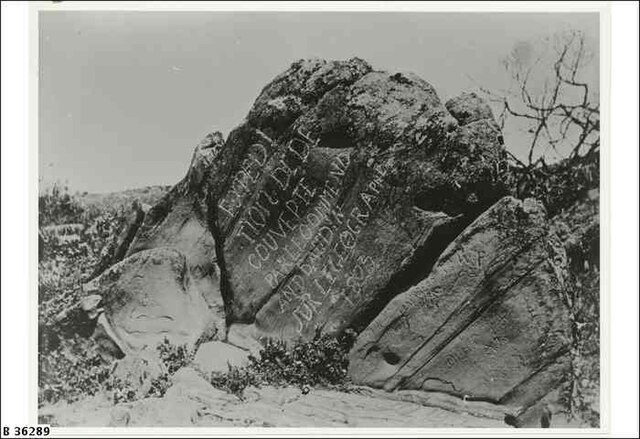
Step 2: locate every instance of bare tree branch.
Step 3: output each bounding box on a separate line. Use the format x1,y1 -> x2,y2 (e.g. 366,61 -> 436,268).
488,30 -> 599,168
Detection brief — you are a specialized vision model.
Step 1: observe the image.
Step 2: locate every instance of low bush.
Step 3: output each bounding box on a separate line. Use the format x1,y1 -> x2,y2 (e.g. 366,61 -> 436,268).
506,153 -> 599,218
146,338 -> 195,398
156,337 -> 194,375
210,366 -> 257,400
107,377 -> 139,405
209,328 -> 357,399
38,335 -> 113,404
146,374 -> 172,399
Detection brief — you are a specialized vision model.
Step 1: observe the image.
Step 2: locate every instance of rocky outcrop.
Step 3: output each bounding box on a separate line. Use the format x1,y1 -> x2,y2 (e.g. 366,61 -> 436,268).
33,55 -> 597,429
204,59 -> 509,342
349,197 -> 571,407
73,58 -> 583,417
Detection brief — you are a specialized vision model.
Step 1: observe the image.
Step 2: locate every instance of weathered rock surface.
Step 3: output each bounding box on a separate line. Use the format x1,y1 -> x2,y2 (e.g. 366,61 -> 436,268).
83,248 -> 217,353
125,187 -> 225,333
192,341 -> 251,375
225,323 -> 265,356
349,197 -> 572,405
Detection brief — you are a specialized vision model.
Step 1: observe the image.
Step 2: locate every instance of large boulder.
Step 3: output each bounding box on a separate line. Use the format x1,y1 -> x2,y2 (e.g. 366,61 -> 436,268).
201,59 -> 509,341
348,196 -> 572,406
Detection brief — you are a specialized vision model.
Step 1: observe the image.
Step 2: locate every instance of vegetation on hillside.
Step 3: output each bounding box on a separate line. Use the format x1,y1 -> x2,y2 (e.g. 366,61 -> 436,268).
38,184 -> 168,406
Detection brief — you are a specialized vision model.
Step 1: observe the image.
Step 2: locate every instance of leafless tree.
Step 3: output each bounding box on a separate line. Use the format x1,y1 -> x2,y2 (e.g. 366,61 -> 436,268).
484,30 -> 600,169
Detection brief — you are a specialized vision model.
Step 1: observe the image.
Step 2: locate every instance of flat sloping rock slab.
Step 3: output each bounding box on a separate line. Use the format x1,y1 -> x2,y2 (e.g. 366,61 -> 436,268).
349,197 -> 571,403
209,63 -> 508,342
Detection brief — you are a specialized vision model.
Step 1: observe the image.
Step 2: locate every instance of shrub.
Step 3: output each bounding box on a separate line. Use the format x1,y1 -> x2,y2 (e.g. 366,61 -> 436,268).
210,366 -> 257,400
37,187 -> 126,407
38,335 -> 113,405
208,328 -> 357,399
156,337 -> 193,375
507,153 -> 599,218
141,338 -> 195,399
39,184 -> 85,228
146,374 -> 172,399
38,333 -> 146,406
250,329 -> 355,388
107,377 -> 139,405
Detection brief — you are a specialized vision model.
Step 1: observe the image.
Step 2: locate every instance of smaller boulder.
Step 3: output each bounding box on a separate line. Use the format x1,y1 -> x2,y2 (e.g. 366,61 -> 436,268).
80,294 -> 103,319
226,323 -> 264,357
170,367 -> 210,389
193,341 -> 251,375
186,131 -> 225,190
445,92 -> 495,126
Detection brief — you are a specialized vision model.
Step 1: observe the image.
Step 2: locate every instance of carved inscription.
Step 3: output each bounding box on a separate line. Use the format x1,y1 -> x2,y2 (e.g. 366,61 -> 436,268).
226,127 -> 398,335
218,141 -> 272,220
285,161 -> 391,334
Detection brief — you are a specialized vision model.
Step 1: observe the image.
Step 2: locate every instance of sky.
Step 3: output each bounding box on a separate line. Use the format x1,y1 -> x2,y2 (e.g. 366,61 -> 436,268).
39,11 -> 599,194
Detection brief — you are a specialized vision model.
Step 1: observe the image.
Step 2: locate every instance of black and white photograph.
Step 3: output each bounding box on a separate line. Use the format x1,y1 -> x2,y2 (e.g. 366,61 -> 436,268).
3,1 -> 639,437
